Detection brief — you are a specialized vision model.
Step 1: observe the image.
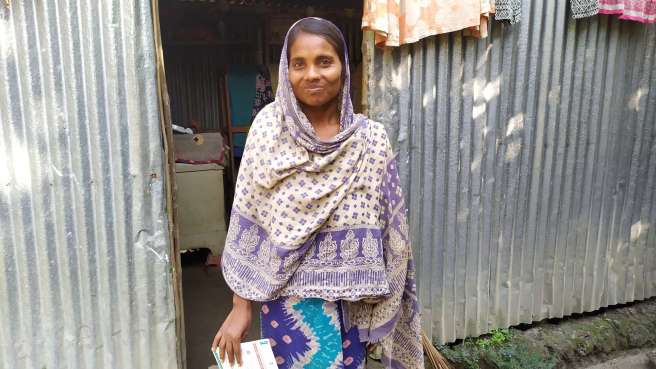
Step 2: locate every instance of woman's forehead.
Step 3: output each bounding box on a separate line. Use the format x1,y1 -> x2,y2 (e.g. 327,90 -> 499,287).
289,33 -> 340,58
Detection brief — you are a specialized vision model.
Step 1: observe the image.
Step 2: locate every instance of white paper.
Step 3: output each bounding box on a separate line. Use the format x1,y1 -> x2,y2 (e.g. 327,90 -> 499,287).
213,339 -> 279,369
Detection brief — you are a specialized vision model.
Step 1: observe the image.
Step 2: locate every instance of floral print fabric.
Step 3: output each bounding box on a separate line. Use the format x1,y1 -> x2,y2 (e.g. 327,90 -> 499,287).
362,0 -> 494,47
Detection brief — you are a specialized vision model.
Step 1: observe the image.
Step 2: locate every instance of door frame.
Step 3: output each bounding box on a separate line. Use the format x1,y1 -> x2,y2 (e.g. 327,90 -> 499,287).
150,1 -> 187,368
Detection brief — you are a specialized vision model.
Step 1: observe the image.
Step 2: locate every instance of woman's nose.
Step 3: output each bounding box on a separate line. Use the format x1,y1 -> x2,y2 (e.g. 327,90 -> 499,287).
306,65 -> 320,79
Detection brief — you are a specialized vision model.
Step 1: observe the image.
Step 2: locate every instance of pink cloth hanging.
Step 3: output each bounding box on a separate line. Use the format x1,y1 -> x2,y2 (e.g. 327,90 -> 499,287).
362,0 -> 494,47
599,0 -> 656,23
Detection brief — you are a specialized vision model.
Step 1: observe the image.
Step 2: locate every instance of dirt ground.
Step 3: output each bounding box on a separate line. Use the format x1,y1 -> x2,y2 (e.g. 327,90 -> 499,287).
583,349 -> 656,369
438,297 -> 656,369
181,251 -> 261,369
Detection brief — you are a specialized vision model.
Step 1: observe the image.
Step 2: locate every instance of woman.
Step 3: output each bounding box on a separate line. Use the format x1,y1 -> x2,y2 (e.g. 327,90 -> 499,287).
212,17 -> 423,369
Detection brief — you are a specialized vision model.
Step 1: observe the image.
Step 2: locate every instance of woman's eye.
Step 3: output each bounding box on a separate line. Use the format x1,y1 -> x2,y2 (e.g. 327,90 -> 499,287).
320,58 -> 332,66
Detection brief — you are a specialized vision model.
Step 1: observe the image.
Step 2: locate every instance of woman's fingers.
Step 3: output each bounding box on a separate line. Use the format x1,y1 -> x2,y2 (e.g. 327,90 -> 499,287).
225,339 -> 235,365
235,341 -> 243,366
211,330 -> 222,353
218,335 -> 227,361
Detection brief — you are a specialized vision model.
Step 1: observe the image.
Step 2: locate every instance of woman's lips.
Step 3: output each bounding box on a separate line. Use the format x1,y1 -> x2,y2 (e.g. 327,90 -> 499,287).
305,86 -> 324,93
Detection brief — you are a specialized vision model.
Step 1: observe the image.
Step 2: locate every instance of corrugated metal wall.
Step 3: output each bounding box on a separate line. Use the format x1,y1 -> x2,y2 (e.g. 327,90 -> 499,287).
165,46 -> 224,131
0,1 -> 178,369
365,4 -> 656,344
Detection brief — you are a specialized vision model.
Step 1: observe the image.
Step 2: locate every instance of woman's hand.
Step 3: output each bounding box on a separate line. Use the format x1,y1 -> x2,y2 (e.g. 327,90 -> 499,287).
211,294 -> 253,366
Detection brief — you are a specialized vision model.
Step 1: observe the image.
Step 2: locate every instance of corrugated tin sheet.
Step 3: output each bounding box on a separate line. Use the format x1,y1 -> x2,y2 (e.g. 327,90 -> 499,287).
365,5 -> 656,344
0,1 -> 178,369
165,46 -> 224,131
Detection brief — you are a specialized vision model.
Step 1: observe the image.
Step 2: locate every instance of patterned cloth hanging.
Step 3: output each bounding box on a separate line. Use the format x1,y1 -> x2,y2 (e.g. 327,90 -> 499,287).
496,0 -> 604,24
252,65 -> 275,119
599,0 -> 656,23
494,0 -> 521,24
362,0 -> 494,47
572,0 -> 600,19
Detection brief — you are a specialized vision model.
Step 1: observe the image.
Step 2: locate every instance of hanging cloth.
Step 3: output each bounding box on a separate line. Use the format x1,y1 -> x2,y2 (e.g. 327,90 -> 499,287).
252,65 -> 275,120
362,0 -> 494,47
495,0 -> 521,23
496,1 -> 604,23
599,0 -> 656,23
572,0 -> 600,19
464,0 -> 495,38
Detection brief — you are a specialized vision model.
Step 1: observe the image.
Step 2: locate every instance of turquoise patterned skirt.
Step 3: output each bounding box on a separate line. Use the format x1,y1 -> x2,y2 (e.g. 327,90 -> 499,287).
260,297 -> 366,369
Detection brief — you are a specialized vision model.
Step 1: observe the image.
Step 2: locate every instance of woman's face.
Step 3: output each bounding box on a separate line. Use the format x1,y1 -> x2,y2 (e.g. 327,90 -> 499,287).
288,32 -> 343,109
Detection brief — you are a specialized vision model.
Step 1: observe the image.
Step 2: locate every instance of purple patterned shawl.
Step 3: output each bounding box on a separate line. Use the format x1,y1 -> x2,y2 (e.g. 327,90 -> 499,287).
221,17 -> 424,369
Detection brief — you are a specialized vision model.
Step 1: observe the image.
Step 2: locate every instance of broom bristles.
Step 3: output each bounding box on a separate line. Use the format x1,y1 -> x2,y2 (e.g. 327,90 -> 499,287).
421,332 -> 452,369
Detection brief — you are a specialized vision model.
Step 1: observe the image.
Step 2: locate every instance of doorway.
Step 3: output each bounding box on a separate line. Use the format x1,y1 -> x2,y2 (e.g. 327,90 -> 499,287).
157,1 -> 365,368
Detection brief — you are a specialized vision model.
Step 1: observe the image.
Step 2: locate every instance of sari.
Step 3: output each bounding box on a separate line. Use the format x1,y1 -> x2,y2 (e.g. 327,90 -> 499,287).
221,17 -> 423,369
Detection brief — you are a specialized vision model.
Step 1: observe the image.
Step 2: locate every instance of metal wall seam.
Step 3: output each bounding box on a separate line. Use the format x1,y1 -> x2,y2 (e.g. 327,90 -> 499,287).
0,1 -> 178,368
366,3 -> 656,343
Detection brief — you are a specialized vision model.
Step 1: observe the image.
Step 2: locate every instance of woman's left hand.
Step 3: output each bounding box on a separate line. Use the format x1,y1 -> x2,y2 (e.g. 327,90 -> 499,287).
211,294 -> 253,366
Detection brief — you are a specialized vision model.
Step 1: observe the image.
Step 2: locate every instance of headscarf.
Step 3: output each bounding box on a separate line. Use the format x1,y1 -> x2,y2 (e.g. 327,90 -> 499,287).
277,17 -> 367,154
221,17 -> 423,369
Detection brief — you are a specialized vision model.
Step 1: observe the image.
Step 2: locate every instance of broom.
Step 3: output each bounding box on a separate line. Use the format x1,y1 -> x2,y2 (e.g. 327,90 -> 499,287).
421,332 -> 453,369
